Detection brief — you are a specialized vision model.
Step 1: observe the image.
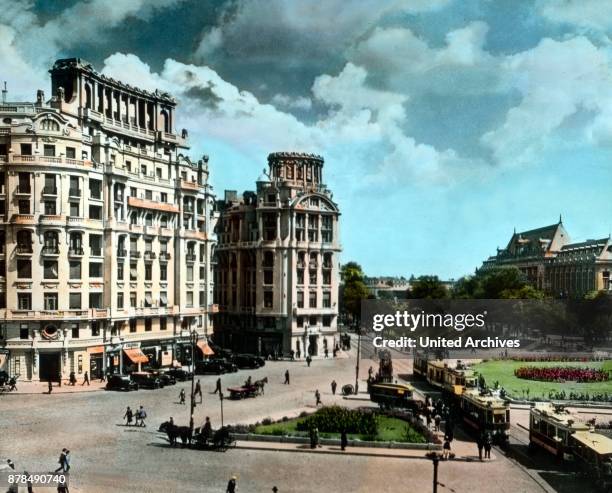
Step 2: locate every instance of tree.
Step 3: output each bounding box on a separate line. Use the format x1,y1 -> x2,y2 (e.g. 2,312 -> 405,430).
407,275 -> 449,299
339,262 -> 370,325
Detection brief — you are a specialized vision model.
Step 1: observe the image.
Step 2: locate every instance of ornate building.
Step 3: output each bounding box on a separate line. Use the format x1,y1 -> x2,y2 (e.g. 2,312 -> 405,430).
481,218 -> 612,297
0,58 -> 216,381
213,152 -> 341,357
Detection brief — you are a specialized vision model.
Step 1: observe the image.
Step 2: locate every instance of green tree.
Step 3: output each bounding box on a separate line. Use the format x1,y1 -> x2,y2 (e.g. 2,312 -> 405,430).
407,275 -> 448,299
339,262 -> 370,324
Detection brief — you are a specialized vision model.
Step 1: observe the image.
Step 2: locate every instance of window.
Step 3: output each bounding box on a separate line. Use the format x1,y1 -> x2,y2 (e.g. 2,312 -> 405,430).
264,270 -> 273,285
160,291 -> 168,307
145,239 -> 152,253
89,205 -> 102,220
199,265 -> 205,279
309,291 -> 317,308
44,261 -> 58,279
160,318 -> 167,331
297,316 -> 304,328
130,187 -> 137,197
199,291 -> 205,307
69,176 -> 80,196
20,143 -> 32,156
89,234 -> 102,256
145,292 -> 152,307
44,173 -> 57,194
264,291 -> 273,308
18,200 -> 30,214
20,323 -> 29,339
322,216 -> 333,243
309,315 -> 317,326
296,214 -> 305,241
186,291 -> 194,307
323,291 -> 331,308
145,190 -> 153,200
187,265 -> 194,282
160,264 -> 167,281
140,165 -> 147,176
263,251 -> 274,267
70,202 -> 80,217
130,292 -> 137,308
17,260 -> 31,278
145,319 -> 152,331
17,230 -> 32,252
69,261 -> 81,279
91,321 -> 100,337
44,201 -> 56,215
160,192 -> 167,203
43,144 -> 55,157
117,292 -> 124,309
89,262 -> 103,278
145,214 -> 152,226
323,316 -> 332,327
41,120 -> 59,132
89,179 -> 102,199
44,292 -> 58,310
69,293 -> 81,309
117,262 -> 124,279
71,323 -> 79,339
156,168 -> 162,179
323,271 -> 331,285
310,270 -> 317,285
145,263 -> 152,281
308,214 -> 318,242
130,236 -> 138,252
297,291 -> 304,308
69,232 -> 83,254
66,147 -> 76,159
297,269 -> 304,285
130,263 -> 137,281
160,215 -> 168,228
129,319 -> 137,332
89,292 -> 102,309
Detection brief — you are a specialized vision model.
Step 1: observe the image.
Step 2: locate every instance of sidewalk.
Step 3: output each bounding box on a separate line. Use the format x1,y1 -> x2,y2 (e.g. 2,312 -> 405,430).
3,379 -> 106,395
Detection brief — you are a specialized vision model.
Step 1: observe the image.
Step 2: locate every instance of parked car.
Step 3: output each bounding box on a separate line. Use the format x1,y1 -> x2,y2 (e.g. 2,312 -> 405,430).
130,372 -> 163,389
106,374 -> 139,391
218,359 -> 238,373
163,368 -> 193,382
195,360 -> 226,375
232,354 -> 265,369
151,371 -> 176,386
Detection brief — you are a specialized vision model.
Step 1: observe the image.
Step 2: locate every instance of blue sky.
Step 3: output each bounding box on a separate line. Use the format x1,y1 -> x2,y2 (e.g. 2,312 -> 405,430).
2,0 -> 612,279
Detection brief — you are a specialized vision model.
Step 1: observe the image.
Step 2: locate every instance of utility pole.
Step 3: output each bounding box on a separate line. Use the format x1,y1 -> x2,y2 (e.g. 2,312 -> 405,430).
426,452 -> 441,493
189,330 -> 197,432
219,391 -> 224,427
354,325 -> 361,394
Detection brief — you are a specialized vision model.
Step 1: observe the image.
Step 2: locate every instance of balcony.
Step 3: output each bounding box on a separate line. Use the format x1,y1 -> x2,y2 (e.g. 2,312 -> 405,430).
117,248 -> 127,257
159,252 -> 171,261
68,247 -> 84,257
144,251 -> 157,260
16,186 -> 31,195
130,251 -> 141,258
41,245 -> 60,256
69,188 -> 82,197
186,253 -> 196,262
42,186 -> 57,196
16,244 -> 33,255
90,248 -> 102,257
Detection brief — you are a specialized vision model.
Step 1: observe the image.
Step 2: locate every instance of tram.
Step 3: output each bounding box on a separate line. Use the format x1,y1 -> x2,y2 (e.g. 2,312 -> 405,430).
426,360 -> 447,389
442,363 -> 477,396
460,388 -> 510,444
413,352 -> 428,379
528,403 -> 590,459
369,382 -> 421,411
570,431 -> 612,490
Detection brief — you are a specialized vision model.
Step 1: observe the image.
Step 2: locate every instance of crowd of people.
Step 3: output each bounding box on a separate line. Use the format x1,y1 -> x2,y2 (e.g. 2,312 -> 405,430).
514,366 -> 610,382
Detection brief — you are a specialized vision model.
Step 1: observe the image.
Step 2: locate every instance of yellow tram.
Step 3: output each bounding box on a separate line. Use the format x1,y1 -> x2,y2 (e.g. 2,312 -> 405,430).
570,431 -> 612,490
369,382 -> 421,411
413,352 -> 428,379
460,388 -> 510,444
529,403 -> 590,459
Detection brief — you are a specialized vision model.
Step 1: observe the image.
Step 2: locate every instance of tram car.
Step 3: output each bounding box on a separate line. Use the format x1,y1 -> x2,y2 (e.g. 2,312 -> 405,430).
442,362 -> 477,397
529,403 -> 591,460
369,382 -> 421,411
426,360 -> 447,389
570,430 -> 612,490
460,388 -> 510,444
412,352 -> 429,379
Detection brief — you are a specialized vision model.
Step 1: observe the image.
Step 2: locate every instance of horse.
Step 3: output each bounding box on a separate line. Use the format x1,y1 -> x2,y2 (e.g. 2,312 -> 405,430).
160,421 -> 192,447
212,426 -> 233,450
254,377 -> 268,395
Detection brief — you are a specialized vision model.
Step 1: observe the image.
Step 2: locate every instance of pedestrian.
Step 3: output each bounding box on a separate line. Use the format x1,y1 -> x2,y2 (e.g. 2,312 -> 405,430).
201,416 -> 212,444
24,470 -> 33,493
306,355 -> 312,367
213,377 -> 222,394
272,487 -> 278,493
290,349 -> 295,361
434,414 -> 441,432
443,438 -> 451,460
54,449 -> 67,473
426,412 -> 432,429
340,429 -> 348,451
226,476 -> 237,493
69,371 -> 76,386
179,388 -> 186,405
368,366 -> 373,379
82,371 -> 89,386
64,450 -> 71,472
484,432 -> 492,459
48,379 -> 53,394
296,349 -> 301,359
124,406 -> 133,426
284,370 -> 290,385
137,405 -> 147,427
324,348 -> 329,358
315,389 -> 321,406
8,376 -> 17,391
476,434 -> 484,461
331,380 -> 337,395
194,379 -> 202,403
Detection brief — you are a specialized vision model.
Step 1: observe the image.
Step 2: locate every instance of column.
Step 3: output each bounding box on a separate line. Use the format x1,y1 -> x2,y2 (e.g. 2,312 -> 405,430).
258,214 -> 263,241
134,98 -> 140,128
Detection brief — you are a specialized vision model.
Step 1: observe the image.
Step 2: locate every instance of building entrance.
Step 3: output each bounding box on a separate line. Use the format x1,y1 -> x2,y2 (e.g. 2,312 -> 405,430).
39,352 -> 61,382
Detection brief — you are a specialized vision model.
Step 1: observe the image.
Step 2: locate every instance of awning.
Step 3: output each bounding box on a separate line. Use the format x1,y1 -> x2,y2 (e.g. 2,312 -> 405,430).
87,346 -> 104,354
124,348 -> 149,364
196,340 -> 214,356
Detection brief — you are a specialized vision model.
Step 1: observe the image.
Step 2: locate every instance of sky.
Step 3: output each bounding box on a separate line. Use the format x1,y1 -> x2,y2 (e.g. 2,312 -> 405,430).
2,0 -> 612,279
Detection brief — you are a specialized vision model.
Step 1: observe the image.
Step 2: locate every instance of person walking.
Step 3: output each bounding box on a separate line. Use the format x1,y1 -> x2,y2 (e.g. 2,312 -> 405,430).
434,413 -> 441,432
138,405 -> 147,427
69,371 -> 76,386
82,371 -> 90,386
306,355 -> 312,367
48,379 -> 53,394
331,380 -> 337,395
213,377 -> 222,394
340,429 -> 348,451
64,450 -> 71,472
194,379 -> 202,403
443,438 -> 451,460
124,406 -> 134,426
201,416 -> 212,444
226,476 -> 237,493
315,389 -> 321,406
54,449 -> 67,473
179,388 -> 186,405
284,370 -> 290,385
324,348 -> 329,358
484,432 -> 492,459
476,434 -> 484,461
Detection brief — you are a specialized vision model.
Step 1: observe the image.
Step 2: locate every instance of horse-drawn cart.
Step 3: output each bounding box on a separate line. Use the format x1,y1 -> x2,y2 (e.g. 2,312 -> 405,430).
227,384 -> 259,399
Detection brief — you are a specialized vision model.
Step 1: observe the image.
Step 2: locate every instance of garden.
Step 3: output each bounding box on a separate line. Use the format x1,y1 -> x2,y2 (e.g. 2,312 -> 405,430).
514,366 -> 609,382
251,406 -> 427,443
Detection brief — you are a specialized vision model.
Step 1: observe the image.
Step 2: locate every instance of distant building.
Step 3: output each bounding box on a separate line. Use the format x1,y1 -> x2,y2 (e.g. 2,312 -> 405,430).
364,276 -> 410,299
481,218 -> 612,297
213,152 -> 341,357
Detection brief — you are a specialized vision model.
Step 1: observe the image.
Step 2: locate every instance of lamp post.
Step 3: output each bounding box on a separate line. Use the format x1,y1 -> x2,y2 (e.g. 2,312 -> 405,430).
219,391 -> 224,428
426,451 -> 442,493
354,325 -> 361,395
189,329 -> 197,433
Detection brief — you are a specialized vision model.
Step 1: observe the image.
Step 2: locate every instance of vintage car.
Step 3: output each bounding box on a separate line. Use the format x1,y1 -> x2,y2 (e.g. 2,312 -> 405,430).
232,354 -> 265,369
130,372 -> 163,389
163,368 -> 193,382
195,360 -> 227,375
150,371 -> 176,386
105,375 -> 139,391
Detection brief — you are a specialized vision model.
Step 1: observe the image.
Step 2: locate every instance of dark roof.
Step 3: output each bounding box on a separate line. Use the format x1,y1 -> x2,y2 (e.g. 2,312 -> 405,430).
560,237 -> 609,251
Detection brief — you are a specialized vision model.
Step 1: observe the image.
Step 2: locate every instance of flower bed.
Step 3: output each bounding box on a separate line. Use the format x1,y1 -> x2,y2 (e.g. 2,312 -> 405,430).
514,366 -> 610,382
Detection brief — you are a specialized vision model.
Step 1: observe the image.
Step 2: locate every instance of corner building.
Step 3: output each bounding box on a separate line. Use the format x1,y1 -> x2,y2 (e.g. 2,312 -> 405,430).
0,58 -> 216,381
214,153 -> 341,357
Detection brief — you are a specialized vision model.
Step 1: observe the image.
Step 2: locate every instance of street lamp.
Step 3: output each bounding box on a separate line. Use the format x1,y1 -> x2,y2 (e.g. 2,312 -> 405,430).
354,325 -> 361,395
426,451 -> 443,493
219,391 -> 224,428
189,329 -> 198,433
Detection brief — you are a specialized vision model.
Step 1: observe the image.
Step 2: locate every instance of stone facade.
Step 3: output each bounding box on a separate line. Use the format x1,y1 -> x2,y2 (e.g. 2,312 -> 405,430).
213,152 -> 341,357
481,219 -> 612,298
0,58 -> 216,381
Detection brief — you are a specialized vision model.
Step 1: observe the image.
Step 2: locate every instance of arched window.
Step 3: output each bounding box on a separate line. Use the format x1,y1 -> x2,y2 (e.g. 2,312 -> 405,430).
85,84 -> 92,109
160,109 -> 170,133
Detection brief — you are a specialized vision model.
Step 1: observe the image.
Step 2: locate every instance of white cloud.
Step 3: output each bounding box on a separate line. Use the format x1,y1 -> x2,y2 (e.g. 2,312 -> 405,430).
538,0 -> 612,32
270,94 -> 312,111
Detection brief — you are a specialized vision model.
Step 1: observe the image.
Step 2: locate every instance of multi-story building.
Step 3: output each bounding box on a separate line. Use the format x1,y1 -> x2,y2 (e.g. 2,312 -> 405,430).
0,58 -> 216,381
480,218 -> 612,297
213,152 -> 341,357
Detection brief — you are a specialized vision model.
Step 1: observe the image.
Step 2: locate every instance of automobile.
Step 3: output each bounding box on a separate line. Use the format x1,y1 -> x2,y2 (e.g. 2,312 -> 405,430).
130,372 -> 163,389
151,371 -> 176,386
105,374 -> 139,391
163,368 -> 193,382
232,354 -> 265,369
213,358 -> 238,373
195,360 -> 226,375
